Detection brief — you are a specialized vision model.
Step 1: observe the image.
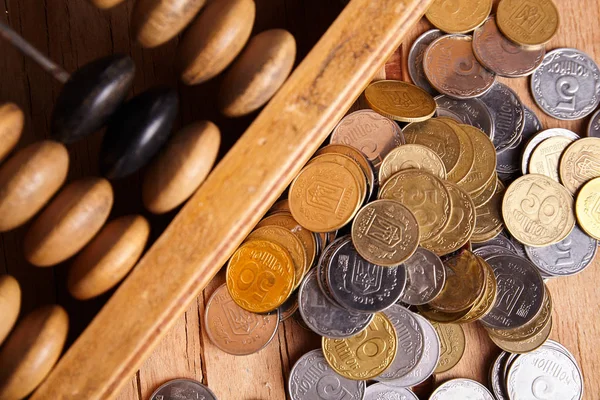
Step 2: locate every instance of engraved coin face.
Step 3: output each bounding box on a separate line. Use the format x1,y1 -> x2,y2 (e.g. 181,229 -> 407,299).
322,313 -> 398,380
399,247 -> 446,305
298,270 -> 373,338
403,119 -> 461,173
364,383 -> 419,400
528,136 -> 575,182
472,179 -> 504,243
480,83 -> 524,154
588,109 -> 600,137
473,245 -> 517,260
531,48 -> 600,120
559,137 -> 600,194
521,128 -> 580,175
432,322 -> 465,374
205,284 -> 279,355
308,153 -> 368,202
150,379 -> 218,400
288,349 -> 366,399
408,29 -> 443,95
424,35 -> 496,99
496,0 -> 559,47
364,80 -> 437,123
456,125 -> 497,195
425,0 -> 492,34
316,144 -> 376,199
497,106 -> 542,175
331,109 -> 404,170
437,119 -> 474,184
430,378 -> 495,400
575,177 -> 600,239
379,144 -> 447,185
435,95 -> 495,138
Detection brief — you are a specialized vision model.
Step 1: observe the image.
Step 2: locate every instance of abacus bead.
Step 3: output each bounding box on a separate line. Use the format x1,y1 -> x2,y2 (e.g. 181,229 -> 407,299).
142,121 -> 220,213
67,215 -> 150,300
0,275 -> 20,347
0,103 -> 24,163
219,29 -> 296,117
51,54 -> 135,144
0,305 -> 68,400
0,141 -> 69,232
132,0 -> 207,48
100,87 -> 178,180
23,178 -> 114,267
177,0 -> 255,85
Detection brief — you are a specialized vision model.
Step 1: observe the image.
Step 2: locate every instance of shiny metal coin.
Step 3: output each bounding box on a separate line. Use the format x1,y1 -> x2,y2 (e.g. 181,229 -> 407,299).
544,340 -> 581,369
521,128 -> 580,174
430,378 -> 494,400
496,106 -> 542,175
588,108 -> 600,137
472,232 -> 518,253
472,245 -> 517,260
279,292 -> 299,322
408,29 -> 443,95
288,349 -> 366,399
364,383 -> 419,400
398,247 -> 446,305
531,48 -> 600,120
489,352 -> 509,400
435,95 -> 495,138
150,379 -> 217,400
316,236 -> 347,306
480,82 -> 524,154
298,270 -> 373,338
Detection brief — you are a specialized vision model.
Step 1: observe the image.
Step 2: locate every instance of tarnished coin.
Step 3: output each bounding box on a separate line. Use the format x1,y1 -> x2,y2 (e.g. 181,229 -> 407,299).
150,379 -> 217,400
521,128 -> 580,174
330,109 -> 404,170
288,349 -> 366,399
528,135 -> 575,182
497,106 -> 542,175
424,34 -> 496,99
403,119 -> 461,173
473,16 -> 545,77
352,199 -> 420,266
278,293 -> 299,322
408,29 -> 443,95
364,384 -> 419,400
379,144 -> 446,184
399,247 -> 446,306
480,83 -> 524,154
456,125 -> 497,195
432,322 -> 465,373
298,270 -> 373,338
502,174 -> 575,247
472,231 -> 518,253
588,108 -> 600,137
205,284 -> 279,355
379,170 -> 451,242
575,177 -> 600,239
226,239 -> 295,313
437,118 -> 475,184
480,254 -> 545,330
322,313 -> 398,380
327,238 -> 406,313
472,179 -> 504,243
425,0 -> 492,34
376,305 -> 424,381
531,48 -> 600,120
496,0 -> 559,47
471,173 -> 497,209
435,95 -> 495,138
559,137 -> 600,194
365,80 -> 437,122
430,378 -> 494,400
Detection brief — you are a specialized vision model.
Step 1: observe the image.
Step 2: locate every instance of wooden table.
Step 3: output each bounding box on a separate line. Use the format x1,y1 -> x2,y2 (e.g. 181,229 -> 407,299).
1,0 -> 599,399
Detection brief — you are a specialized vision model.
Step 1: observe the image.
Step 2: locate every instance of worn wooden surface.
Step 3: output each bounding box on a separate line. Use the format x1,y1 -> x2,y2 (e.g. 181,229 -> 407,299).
0,0 -> 599,399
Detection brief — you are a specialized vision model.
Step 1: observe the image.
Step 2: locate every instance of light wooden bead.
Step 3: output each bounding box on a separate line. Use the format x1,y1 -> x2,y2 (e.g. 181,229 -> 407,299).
0,103 -> 24,163
67,215 -> 150,300
0,275 -> 20,347
0,141 -> 69,232
132,0 -> 207,48
0,305 -> 68,400
142,121 -> 220,214
177,0 -> 255,85
89,0 -> 125,9
24,178 -> 114,267
219,29 -> 296,117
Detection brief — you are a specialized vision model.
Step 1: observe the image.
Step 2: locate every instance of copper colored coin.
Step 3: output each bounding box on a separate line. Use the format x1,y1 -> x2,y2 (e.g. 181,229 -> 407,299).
364,80 -> 437,123
316,144 -> 376,198
403,118 -> 461,173
424,34 -> 496,99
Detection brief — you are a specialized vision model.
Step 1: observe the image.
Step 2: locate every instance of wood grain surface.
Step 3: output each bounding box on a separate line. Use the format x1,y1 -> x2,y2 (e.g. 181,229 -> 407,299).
0,0 -> 599,399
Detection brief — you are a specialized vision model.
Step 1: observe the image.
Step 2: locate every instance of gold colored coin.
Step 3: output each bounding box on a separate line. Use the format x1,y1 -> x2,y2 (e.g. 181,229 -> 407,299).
529,136 -> 574,182
364,80 -> 436,123
289,160 -> 362,232
438,119 -> 475,184
379,170 -> 451,242
429,250 -> 485,313
308,153 -> 368,202
269,198 -> 290,214
456,125 -> 496,195
351,199 -> 420,267
471,173 -> 498,209
502,174 -> 575,247
487,315 -> 553,354
404,119 -> 461,173
575,177 -> 600,240
226,239 -> 295,313
247,226 -> 306,290
456,256 -> 497,323
471,179 -> 505,243
417,303 -> 469,324
316,144 -> 376,197
432,322 -> 466,374
422,182 -> 476,257
379,144 -> 446,185
559,137 -> 600,195
322,312 -> 397,380
497,0 -> 559,47
425,0 -> 492,34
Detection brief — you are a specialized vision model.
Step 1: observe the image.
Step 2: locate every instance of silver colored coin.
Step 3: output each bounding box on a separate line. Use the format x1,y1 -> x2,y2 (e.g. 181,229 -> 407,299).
398,247 -> 446,305
375,305 -> 424,381
531,48 -> 600,121
472,245 -> 517,260
472,232 -> 518,253
289,349 -> 366,400
544,340 -> 580,369
503,353 -> 519,383
480,82 -> 524,154
298,270 -> 373,338
408,29 -> 443,96
430,378 -> 495,400
150,379 -> 218,400
521,128 -> 580,174
496,106 -> 542,174
317,236 -> 347,306
489,352 -> 509,400
435,95 -> 495,138
588,108 -> 600,137
525,224 -> 598,277
364,383 -> 419,400
480,255 -> 545,330
506,346 -> 583,400
383,313 -> 440,388
327,238 -> 406,313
